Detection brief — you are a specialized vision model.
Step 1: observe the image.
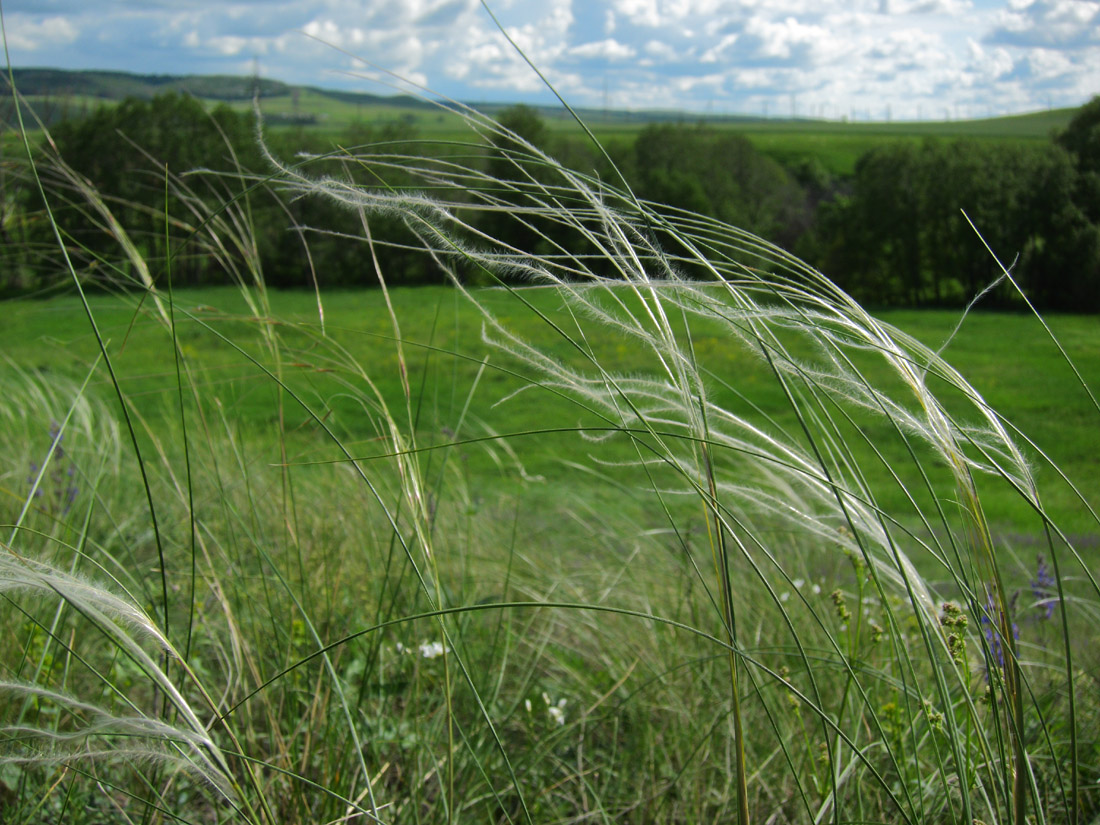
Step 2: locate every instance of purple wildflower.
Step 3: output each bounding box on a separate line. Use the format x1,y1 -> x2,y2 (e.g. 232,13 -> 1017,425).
27,461 -> 44,498
27,421 -> 78,516
980,591 -> 1019,680
1030,555 -> 1057,620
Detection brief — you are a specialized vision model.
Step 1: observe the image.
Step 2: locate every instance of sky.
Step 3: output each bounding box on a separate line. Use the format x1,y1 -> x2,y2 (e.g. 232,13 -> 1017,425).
3,0 -> 1099,120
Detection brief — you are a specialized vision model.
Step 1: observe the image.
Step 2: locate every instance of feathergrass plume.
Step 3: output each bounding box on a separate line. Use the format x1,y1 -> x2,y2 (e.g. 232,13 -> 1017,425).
0,681 -> 235,800
261,90 -> 1100,824
0,542 -> 248,810
264,107 -> 1040,623
0,547 -> 167,651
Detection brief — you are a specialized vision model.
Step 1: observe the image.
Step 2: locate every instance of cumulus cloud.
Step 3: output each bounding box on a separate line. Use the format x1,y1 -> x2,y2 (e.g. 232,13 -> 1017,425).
879,0 -> 972,13
1,0 -> 1096,119
967,37 -> 1015,80
741,15 -> 838,63
4,14 -> 78,51
989,0 -> 1100,48
643,39 -> 679,60
570,38 -> 637,60
701,33 -> 739,64
611,0 -> 663,28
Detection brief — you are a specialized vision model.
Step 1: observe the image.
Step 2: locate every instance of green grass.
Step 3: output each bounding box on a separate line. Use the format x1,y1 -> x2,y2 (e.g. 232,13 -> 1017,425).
1,76 -> 1098,825
13,70 -> 1077,179
4,289 -> 1097,539
242,89 -> 473,137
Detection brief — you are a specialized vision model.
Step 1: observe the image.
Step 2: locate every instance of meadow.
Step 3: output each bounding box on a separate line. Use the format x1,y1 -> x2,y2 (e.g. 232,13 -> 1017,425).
4,288 -> 1099,539
13,66 -> 1077,180
243,92 -> 1077,176
1,79 -> 1099,825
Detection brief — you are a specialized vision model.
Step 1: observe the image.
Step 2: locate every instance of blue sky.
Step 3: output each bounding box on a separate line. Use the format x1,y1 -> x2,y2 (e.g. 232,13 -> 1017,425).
4,0 -> 1098,119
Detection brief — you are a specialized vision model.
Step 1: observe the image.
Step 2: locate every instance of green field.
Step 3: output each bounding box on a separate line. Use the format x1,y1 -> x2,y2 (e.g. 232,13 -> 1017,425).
13,66 -> 1078,179
3,278 -> 1098,822
245,93 -> 1076,175
4,288 -> 1097,538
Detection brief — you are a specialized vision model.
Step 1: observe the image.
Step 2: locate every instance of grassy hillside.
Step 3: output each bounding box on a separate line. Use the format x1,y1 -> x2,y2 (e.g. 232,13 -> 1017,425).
7,67 -> 1077,174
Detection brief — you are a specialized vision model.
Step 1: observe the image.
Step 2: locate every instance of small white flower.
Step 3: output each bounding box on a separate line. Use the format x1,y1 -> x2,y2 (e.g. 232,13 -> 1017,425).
524,699 -> 532,714
779,591 -> 791,603
542,691 -> 551,706
793,579 -> 805,590
419,640 -> 446,659
548,705 -> 565,726
395,641 -> 406,654
812,584 -> 822,595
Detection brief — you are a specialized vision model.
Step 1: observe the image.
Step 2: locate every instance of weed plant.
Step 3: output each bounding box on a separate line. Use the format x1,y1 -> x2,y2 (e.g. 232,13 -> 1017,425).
1,51 -> 1099,825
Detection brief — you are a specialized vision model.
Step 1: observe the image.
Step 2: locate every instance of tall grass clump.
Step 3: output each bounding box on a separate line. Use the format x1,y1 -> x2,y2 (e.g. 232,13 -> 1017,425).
2,56 -> 1099,825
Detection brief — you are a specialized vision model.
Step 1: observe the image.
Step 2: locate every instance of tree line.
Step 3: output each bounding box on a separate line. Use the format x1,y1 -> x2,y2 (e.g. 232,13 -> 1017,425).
2,92 -> 1098,310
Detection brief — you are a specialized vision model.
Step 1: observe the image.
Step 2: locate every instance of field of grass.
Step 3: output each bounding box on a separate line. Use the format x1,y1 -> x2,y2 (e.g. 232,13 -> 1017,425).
1,84 -> 1098,825
583,108 -> 1076,175
3,289 -> 1098,540
12,68 -> 1077,179
231,98 -> 1080,178
3,275 -> 1099,822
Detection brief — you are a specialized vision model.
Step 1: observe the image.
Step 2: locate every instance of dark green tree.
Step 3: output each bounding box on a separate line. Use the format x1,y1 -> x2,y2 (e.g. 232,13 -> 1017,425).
41,93 -> 265,287
627,124 -> 808,252
476,104 -> 557,267
1056,95 -> 1100,180
1047,96 -> 1100,308
814,137 -> 1100,309
27,95 -> 445,291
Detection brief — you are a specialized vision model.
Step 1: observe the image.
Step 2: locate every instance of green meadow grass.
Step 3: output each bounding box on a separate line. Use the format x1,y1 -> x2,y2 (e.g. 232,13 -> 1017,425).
4,289 -> 1097,540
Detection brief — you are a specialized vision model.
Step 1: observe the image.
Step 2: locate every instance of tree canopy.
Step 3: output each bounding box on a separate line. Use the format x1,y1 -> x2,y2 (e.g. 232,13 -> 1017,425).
4,93 -> 1100,310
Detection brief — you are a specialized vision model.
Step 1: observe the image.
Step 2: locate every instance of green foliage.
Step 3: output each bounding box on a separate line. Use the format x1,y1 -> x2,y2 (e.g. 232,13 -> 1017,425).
1057,95 -> 1100,179
811,138 -> 1100,310
5,89 -> 1100,309
624,123 -> 809,248
7,93 -> 450,292
31,93 -> 264,287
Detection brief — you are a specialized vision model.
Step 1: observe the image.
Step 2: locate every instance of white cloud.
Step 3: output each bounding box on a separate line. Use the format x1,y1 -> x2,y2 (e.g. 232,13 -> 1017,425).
673,70 -> 726,93
1,0 -> 1096,120
611,0 -> 662,28
967,37 -> 1015,79
742,15 -> 836,62
1018,46 -> 1079,80
732,68 -> 780,89
880,0 -> 972,13
990,0 -> 1100,47
4,14 -> 78,51
438,0 -> 579,94
701,33 -> 739,64
570,38 -> 637,59
643,39 -> 679,60
210,34 -> 249,56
